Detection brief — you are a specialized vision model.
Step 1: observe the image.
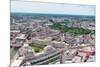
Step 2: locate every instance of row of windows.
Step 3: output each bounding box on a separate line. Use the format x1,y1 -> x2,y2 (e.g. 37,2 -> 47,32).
31,52 -> 61,65
41,56 -> 60,65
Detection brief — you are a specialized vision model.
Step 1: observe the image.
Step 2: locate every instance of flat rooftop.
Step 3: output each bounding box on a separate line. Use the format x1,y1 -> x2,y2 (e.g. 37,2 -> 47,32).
16,33 -> 26,39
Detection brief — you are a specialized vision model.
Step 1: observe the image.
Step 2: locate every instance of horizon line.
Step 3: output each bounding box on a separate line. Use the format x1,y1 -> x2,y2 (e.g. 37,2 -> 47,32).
11,12 -> 95,16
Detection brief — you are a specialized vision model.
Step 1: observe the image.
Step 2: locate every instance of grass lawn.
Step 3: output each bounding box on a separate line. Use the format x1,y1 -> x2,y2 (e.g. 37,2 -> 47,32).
29,43 -> 44,53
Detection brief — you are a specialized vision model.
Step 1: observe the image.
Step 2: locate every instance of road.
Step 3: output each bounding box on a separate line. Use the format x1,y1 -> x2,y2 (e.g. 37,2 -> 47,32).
10,47 -> 19,60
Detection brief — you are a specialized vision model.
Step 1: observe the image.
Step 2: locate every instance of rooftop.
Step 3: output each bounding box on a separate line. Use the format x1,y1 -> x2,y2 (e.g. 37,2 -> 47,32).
16,33 -> 26,39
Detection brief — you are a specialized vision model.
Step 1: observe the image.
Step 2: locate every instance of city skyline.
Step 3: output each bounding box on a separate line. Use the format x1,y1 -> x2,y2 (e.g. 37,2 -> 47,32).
11,1 -> 96,16
10,1 -> 95,66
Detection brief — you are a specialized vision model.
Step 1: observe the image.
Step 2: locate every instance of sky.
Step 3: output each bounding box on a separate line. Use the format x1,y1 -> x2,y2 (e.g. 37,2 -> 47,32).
11,1 -> 96,16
